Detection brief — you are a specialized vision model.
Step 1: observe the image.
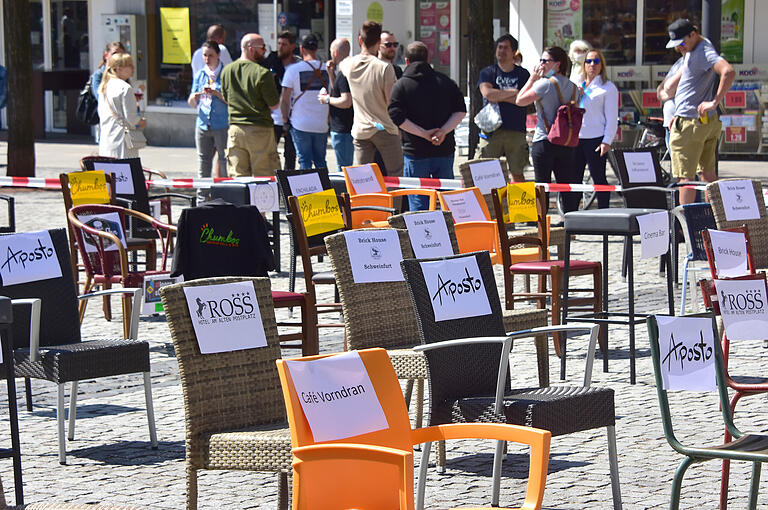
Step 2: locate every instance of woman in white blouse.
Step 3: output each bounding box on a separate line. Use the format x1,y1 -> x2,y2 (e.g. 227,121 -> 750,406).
574,48 -> 618,209
98,53 -> 146,158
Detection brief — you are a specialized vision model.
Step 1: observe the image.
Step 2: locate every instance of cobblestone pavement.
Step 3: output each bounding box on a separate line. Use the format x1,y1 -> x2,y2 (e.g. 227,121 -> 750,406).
0,140 -> 766,509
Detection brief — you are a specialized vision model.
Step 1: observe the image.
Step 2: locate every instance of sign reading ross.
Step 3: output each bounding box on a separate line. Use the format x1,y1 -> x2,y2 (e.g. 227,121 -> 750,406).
420,256 -> 492,322
505,182 -> 538,223
708,229 -> 749,277
344,230 -> 404,283
442,190 -> 487,223
656,315 -> 717,391
92,162 -> 135,195
715,278 -> 768,341
345,164 -> 382,194
637,211 -> 669,259
183,282 -> 267,353
68,171 -> 110,206
403,211 -> 454,258
298,189 -> 345,237
0,231 -> 62,286
718,180 -> 760,221
285,351 -> 389,442
468,160 -> 506,194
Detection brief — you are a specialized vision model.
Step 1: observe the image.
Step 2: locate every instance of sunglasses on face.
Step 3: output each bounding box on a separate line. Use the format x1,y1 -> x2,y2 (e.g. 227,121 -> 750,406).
383,42 -> 399,48
585,58 -> 601,64
539,58 -> 553,63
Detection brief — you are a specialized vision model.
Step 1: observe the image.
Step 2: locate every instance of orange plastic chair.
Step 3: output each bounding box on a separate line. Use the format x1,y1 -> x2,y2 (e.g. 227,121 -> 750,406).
276,348 -> 551,510
438,187 -> 506,264
343,163 -> 437,228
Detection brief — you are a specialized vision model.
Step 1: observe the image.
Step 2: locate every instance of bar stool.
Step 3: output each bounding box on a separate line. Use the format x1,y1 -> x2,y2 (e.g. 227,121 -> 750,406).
561,208 -> 675,384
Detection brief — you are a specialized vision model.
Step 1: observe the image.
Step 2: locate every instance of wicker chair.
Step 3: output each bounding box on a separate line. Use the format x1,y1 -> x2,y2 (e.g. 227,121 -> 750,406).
401,251 -> 621,509
159,277 -> 291,510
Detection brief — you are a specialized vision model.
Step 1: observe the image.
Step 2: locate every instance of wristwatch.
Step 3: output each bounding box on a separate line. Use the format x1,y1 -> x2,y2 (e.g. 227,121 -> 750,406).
325,96 -> 331,105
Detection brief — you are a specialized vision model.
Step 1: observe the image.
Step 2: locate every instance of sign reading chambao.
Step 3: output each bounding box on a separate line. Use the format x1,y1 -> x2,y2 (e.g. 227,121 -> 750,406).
92,162 -> 135,195
142,274 -> 182,315
287,173 -> 324,196
622,151 -> 657,183
345,164 -> 382,194
183,282 -> 267,354
636,211 -> 669,259
420,256 -> 492,322
0,231 -> 62,286
715,278 -> 768,341
76,213 -> 127,254
442,190 -> 487,223
248,182 -> 279,213
718,180 -> 760,221
468,160 -> 506,194
403,211 -> 454,258
284,351 -> 389,442
505,182 -> 538,223
298,189 -> 345,237
68,171 -> 110,206
344,230 -> 404,283
656,315 -> 717,391
708,229 -> 748,277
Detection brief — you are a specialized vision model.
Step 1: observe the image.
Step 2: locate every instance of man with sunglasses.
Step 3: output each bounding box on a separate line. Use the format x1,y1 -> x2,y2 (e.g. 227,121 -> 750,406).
379,31 -> 403,79
662,18 -> 735,204
478,34 -> 530,182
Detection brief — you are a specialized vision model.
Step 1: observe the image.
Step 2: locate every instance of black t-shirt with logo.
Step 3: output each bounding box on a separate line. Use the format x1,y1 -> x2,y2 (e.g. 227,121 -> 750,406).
329,71 -> 353,134
477,63 -> 530,132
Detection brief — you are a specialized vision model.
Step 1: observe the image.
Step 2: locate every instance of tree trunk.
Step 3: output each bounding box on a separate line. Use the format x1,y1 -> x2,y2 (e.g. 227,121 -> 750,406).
467,0 -> 494,159
4,0 -> 35,176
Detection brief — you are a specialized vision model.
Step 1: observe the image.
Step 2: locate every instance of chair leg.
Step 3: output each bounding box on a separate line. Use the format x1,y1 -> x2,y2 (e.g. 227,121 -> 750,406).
121,293 -> 132,340
670,456 -> 695,510
67,381 -> 78,441
680,261 -> 690,316
749,462 -> 762,510
491,438 -> 505,507
550,267 -> 566,381
24,378 -> 32,412
102,280 -> 113,322
404,378 -> 414,409
78,276 -> 94,323
144,372 -> 158,448
534,334 -> 550,388
721,391 -> 745,510
277,470 -> 289,510
186,465 -> 198,510
437,440 -> 446,473
57,384 -> 67,465
416,442 -> 431,510
607,425 -> 622,510
415,378 -> 424,430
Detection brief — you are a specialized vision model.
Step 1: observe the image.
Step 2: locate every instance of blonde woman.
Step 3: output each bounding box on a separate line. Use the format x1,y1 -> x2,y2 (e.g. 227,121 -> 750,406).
98,53 -> 146,158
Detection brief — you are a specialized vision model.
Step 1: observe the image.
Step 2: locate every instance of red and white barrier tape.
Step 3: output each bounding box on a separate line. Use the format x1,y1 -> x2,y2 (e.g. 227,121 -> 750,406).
0,176 -> 62,189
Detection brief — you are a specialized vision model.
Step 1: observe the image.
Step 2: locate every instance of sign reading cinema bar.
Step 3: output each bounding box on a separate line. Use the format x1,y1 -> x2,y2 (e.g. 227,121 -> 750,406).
403,211 -> 453,258
0,230 -> 62,286
344,230 -> 404,283
656,315 -> 717,391
420,256 -> 491,322
183,281 -> 267,354
285,351 -> 388,442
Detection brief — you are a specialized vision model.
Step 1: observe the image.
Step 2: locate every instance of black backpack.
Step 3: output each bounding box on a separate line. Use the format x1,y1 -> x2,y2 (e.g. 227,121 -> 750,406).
76,75 -> 99,125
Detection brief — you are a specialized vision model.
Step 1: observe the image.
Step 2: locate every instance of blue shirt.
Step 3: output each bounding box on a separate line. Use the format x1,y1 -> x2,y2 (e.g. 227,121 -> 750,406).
91,65 -> 105,97
191,67 -> 229,131
478,64 -> 530,132
674,37 -> 723,119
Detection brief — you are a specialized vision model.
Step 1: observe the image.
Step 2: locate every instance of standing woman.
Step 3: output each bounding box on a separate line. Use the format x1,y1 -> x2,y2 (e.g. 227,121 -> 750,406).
574,49 -> 618,209
516,46 -> 580,213
188,40 -> 228,186
98,53 -> 146,158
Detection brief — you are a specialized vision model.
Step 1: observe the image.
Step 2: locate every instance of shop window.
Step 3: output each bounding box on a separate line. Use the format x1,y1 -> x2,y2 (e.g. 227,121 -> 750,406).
643,0 -> 701,64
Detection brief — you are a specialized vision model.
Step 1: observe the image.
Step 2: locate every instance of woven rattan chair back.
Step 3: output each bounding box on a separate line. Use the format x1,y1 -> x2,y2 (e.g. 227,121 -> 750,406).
0,229 -> 82,349
706,178 -> 768,269
160,277 -> 285,437
324,229 -> 417,350
458,158 -> 510,220
387,211 -> 460,255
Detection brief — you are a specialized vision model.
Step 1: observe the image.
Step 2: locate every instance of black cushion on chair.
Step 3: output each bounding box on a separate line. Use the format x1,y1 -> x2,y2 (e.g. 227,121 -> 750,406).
311,271 -> 336,284
564,208 -> 666,234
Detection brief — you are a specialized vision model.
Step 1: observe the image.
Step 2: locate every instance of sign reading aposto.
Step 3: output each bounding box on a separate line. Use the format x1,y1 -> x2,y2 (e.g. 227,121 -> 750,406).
0,230 -> 62,286
420,255 -> 492,322
656,315 -> 717,391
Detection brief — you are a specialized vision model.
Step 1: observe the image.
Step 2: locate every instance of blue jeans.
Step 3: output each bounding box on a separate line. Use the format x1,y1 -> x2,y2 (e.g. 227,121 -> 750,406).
330,131 -> 354,169
290,128 -> 327,169
403,155 -> 455,210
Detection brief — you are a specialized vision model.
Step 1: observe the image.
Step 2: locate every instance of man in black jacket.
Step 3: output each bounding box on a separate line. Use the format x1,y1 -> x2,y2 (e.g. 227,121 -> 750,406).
387,42 -> 465,210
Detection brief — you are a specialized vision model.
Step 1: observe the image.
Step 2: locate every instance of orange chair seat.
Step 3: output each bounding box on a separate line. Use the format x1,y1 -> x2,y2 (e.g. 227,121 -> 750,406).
509,259 -> 599,273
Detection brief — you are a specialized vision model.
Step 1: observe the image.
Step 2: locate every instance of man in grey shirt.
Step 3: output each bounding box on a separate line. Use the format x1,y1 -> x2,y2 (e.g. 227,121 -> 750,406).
663,19 -> 735,204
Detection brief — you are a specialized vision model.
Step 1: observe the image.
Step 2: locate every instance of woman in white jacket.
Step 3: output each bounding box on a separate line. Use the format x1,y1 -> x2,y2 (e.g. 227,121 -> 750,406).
98,53 -> 146,158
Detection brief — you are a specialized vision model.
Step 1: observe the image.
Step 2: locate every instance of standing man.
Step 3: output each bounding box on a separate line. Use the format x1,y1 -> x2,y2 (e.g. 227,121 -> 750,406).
318,38 -> 354,169
378,30 -> 403,79
663,19 -> 735,204
221,33 -> 281,177
388,42 -> 465,210
264,31 -> 300,170
339,21 -> 403,177
657,43 -> 687,153
478,34 -> 530,182
191,25 -> 232,77
280,34 -> 329,169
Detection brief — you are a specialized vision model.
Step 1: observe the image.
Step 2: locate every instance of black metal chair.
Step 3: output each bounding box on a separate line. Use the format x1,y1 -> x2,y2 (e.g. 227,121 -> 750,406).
671,202 -> 716,314
400,251 -> 621,510
0,228 -> 157,464
0,296 -> 23,505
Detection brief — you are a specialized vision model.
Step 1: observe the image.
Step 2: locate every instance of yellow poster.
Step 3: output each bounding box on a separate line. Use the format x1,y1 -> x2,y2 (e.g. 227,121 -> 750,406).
68,171 -> 110,206
298,189 -> 345,237
160,7 -> 191,64
505,182 -> 538,223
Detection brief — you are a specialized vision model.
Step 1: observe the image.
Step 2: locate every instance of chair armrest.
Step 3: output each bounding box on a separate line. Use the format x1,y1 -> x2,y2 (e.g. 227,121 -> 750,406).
113,197 -> 133,208
0,194 -> 15,232
293,443 -> 411,464
79,288 -> 142,340
10,298 -> 41,361
149,192 -> 197,206
350,205 -> 396,213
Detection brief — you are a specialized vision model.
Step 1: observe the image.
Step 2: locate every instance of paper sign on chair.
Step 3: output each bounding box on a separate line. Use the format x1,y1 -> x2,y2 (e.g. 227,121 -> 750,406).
505,182 -> 538,223
68,171 -> 110,206
183,281 -> 268,354
442,190 -> 487,223
345,164 -> 382,194
419,256 -> 492,321
76,212 -> 128,254
623,151 -> 656,183
708,229 -> 749,277
92,162 -> 135,194
469,160 -> 506,194
0,230 -> 62,286
298,189 -> 345,237
344,230 -> 404,283
655,315 -> 717,391
403,211 -> 454,258
287,173 -> 324,196
718,180 -> 760,221
248,181 -> 280,212
715,278 -> 768,341
637,211 -> 669,259
285,351 -> 388,442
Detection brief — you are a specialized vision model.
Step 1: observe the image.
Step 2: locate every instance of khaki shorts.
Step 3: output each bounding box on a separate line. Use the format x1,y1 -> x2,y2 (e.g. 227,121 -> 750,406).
479,128 -> 529,176
226,124 -> 281,177
669,116 -> 722,180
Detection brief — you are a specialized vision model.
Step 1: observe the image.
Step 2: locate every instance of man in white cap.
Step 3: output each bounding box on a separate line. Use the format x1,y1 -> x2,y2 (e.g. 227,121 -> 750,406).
662,18 -> 734,204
